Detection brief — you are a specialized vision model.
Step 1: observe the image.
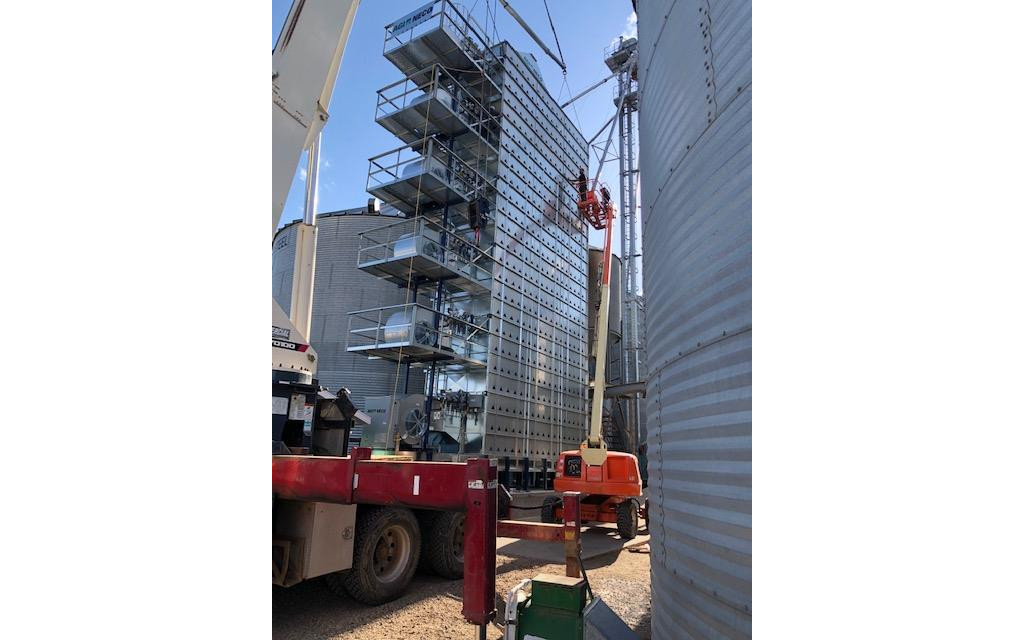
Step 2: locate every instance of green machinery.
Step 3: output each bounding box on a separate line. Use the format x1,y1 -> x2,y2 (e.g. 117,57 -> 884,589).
506,573 -> 638,640
514,574 -> 588,640
499,493 -> 639,640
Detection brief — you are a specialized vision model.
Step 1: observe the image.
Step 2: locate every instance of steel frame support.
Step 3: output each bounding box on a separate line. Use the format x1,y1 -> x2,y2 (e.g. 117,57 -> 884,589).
496,520 -> 565,542
462,457 -> 497,627
562,492 -> 582,578
495,492 -> 582,577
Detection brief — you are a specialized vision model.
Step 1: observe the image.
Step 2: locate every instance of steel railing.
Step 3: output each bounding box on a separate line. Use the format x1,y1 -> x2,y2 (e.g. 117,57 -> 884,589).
367,136 -> 493,199
383,0 -> 492,60
375,64 -> 499,142
603,37 -> 638,65
613,76 -> 639,101
347,302 -> 490,363
356,216 -> 494,282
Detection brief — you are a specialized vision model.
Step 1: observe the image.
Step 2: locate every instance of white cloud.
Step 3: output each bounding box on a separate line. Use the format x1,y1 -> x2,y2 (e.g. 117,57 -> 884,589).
298,167 -> 307,182
611,11 -> 638,47
626,10 -> 637,35
323,158 -> 331,169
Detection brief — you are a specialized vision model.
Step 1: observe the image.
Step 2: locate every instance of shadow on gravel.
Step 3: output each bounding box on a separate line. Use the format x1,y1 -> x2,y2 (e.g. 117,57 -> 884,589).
273,558 -> 554,640
273,536 -> 647,639
580,548 -> 623,569
272,570 -> 463,640
634,606 -> 652,639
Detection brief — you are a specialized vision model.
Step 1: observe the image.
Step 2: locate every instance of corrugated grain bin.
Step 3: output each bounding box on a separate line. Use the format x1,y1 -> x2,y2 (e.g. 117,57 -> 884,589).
588,247 -> 623,348
273,208 -> 426,429
636,0 -> 752,637
589,248 -> 633,451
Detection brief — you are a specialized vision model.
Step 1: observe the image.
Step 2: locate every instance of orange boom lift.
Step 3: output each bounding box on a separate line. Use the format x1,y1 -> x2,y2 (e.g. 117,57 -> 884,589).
540,170 -> 646,540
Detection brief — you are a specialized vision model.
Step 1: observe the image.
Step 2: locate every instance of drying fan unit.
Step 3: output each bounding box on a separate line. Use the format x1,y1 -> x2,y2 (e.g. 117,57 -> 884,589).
387,394 -> 429,447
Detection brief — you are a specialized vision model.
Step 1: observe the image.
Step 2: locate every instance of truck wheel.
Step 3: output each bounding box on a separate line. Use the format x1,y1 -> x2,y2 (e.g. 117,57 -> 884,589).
616,500 -> 638,540
325,506 -> 421,605
541,496 -> 559,523
422,510 -> 465,579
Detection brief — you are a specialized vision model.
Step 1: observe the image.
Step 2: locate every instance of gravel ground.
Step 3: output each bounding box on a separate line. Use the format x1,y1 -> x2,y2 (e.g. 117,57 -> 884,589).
273,543 -> 651,640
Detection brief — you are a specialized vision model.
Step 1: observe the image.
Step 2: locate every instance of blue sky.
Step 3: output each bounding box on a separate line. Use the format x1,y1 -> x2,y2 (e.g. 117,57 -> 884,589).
273,0 -> 637,253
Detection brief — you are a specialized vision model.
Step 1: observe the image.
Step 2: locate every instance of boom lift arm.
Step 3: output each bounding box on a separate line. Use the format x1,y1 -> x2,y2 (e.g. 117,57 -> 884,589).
573,79 -> 630,467
576,171 -> 616,467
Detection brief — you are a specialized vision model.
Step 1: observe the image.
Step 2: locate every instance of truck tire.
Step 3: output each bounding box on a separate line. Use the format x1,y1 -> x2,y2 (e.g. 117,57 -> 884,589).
422,510 -> 465,579
616,500 -> 638,540
325,506 -> 421,605
541,496 -> 559,524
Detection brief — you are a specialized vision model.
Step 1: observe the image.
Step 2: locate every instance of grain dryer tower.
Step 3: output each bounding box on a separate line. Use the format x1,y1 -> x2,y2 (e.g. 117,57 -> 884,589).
637,0 -> 752,637
345,1 -> 590,485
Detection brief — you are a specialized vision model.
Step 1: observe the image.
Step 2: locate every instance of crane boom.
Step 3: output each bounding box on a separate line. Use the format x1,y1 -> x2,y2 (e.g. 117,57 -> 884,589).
498,0 -> 566,72
272,0 -> 359,234
272,0 -> 360,382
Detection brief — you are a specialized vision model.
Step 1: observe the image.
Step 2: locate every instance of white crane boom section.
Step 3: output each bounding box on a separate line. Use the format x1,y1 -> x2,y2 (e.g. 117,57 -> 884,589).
272,0 -> 359,235
271,0 -> 359,381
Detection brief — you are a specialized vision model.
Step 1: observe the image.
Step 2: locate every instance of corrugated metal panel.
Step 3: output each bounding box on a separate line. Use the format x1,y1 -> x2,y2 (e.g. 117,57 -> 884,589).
637,298 -> 649,445
637,0 -> 751,638
272,224 -> 297,312
272,210 -> 426,413
479,43 -> 590,464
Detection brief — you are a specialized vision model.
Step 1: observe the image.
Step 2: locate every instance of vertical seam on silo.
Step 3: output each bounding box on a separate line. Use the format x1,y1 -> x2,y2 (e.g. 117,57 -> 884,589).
655,370 -> 666,565
643,82 -> 750,227
636,0 -> 681,103
702,0 -> 720,117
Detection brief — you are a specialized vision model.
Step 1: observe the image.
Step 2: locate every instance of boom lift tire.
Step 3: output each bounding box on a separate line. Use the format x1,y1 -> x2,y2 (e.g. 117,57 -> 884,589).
541,496 -> 559,524
325,505 -> 421,605
616,499 -> 638,540
422,510 -> 465,579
